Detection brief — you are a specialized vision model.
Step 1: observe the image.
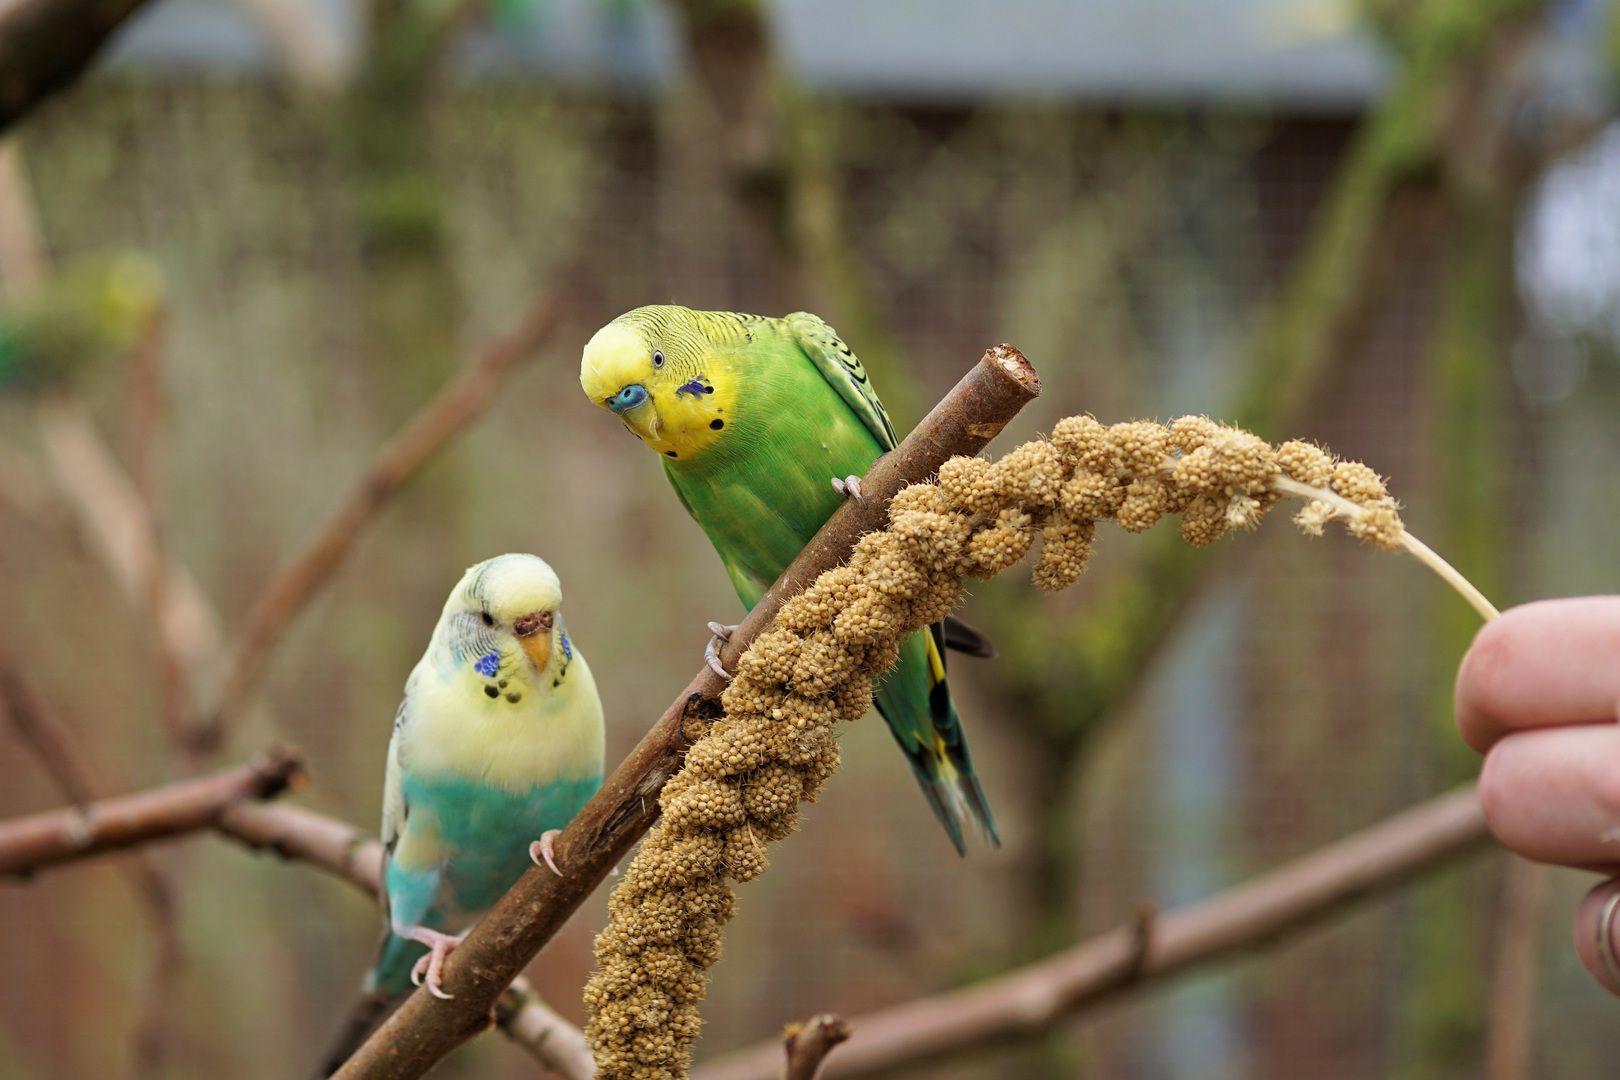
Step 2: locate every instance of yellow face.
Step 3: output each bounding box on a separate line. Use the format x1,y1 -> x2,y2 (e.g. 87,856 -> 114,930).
440,554 -> 571,691
579,311 -> 736,463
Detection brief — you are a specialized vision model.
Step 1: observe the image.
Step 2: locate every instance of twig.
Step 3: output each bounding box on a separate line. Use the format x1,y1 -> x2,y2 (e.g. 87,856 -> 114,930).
331,345 -> 1042,1079
780,1015 -> 850,1080
217,801 -> 383,897
694,785 -> 1489,1080
0,0 -> 157,131
0,663 -> 100,805
214,802 -> 591,1078
125,309 -> 194,751
36,401 -> 227,678
199,291 -> 565,748
0,747 -> 303,877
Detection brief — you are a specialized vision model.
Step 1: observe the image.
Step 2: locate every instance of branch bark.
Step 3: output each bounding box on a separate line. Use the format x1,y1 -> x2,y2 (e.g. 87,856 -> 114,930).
0,748 -> 302,878
199,291 -> 564,746
331,344 -> 1041,1078
695,785 -> 1490,1079
0,0 -> 157,131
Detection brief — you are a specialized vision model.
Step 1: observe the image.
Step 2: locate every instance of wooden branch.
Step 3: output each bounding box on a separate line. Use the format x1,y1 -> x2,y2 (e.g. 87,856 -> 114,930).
214,801 -> 590,1077
0,0 -> 157,131
331,344 -> 1041,1078
695,785 -> 1490,1079
0,748 -> 303,878
199,291 -> 564,747
780,1015 -> 850,1080
216,801 -> 383,897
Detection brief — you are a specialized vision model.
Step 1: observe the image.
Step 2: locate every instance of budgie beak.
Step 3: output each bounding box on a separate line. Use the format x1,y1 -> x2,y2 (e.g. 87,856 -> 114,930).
606,383 -> 649,414
514,610 -> 555,671
606,383 -> 658,440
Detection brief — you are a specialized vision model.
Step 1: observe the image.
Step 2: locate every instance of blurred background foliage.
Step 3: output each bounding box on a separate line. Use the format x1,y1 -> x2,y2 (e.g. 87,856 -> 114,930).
2,0 -> 1620,1076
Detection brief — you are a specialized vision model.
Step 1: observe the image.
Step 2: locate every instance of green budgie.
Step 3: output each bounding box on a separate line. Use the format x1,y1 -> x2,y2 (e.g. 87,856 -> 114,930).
0,253 -> 162,391
321,554 -> 604,1074
580,306 -> 997,853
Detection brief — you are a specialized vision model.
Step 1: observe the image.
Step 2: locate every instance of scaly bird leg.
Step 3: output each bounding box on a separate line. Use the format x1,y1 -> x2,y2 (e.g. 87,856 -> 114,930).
705,621 -> 738,680
529,829 -> 564,876
831,475 -> 866,506
406,927 -> 466,1001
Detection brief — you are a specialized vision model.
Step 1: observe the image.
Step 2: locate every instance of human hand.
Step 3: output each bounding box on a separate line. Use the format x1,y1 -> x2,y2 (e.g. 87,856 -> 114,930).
1456,596 -> 1620,996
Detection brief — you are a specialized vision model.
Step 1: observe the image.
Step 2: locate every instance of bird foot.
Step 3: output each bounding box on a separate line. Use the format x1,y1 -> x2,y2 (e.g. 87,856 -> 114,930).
406,927 -> 466,1000
831,474 -> 867,506
529,829 -> 564,876
705,621 -> 738,680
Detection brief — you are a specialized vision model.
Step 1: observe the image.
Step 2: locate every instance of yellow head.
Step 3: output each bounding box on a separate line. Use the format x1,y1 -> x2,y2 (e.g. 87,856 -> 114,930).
434,553 -> 573,692
579,305 -> 742,463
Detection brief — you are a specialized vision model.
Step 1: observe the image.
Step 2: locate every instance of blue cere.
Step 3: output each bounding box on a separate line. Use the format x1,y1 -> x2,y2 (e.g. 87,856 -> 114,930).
475,652 -> 500,677
560,633 -> 573,662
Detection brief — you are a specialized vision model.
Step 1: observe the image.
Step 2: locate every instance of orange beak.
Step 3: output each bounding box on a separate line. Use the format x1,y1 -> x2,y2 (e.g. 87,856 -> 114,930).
514,610 -> 554,671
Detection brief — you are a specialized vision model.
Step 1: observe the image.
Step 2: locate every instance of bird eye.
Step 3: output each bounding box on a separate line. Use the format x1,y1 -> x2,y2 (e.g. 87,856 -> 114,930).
652,350 -> 665,368
480,612 -> 495,628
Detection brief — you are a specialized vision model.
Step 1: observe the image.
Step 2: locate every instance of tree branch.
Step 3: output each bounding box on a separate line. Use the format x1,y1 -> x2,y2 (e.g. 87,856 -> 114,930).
331,344 -> 1041,1078
199,291 -> 564,747
0,0 -> 158,131
695,786 -> 1490,1079
780,1014 -> 850,1080
0,748 -> 303,878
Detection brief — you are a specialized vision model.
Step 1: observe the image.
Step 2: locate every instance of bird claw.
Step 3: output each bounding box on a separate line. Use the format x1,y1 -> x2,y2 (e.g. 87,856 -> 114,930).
529,829 -> 564,876
405,928 -> 465,1001
831,474 -> 866,506
705,622 -> 738,680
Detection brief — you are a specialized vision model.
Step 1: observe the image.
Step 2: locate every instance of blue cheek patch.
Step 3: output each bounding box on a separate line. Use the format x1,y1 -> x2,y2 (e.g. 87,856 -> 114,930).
676,378 -> 706,398
475,652 -> 500,677
560,633 -> 572,662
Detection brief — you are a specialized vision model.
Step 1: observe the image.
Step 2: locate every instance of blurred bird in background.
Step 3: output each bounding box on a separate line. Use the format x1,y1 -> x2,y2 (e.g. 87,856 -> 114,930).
580,305 -> 998,854
0,252 -> 162,392
321,553 -> 605,1074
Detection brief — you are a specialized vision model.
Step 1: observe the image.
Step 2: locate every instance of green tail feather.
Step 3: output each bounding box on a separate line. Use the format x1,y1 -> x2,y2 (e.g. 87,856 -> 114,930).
368,931 -> 429,998
873,626 -> 1000,855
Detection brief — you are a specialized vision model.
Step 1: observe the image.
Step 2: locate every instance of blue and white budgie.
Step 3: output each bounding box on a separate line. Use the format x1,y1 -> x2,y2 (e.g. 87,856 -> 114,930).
321,553 -> 604,1073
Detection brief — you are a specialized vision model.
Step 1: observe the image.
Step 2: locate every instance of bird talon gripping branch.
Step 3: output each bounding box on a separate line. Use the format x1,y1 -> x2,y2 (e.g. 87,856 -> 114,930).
831,474 -> 866,505
529,829 -> 564,876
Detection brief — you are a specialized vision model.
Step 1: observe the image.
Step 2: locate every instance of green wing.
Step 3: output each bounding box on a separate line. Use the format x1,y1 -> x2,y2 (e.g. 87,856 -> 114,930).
783,311 -> 899,452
